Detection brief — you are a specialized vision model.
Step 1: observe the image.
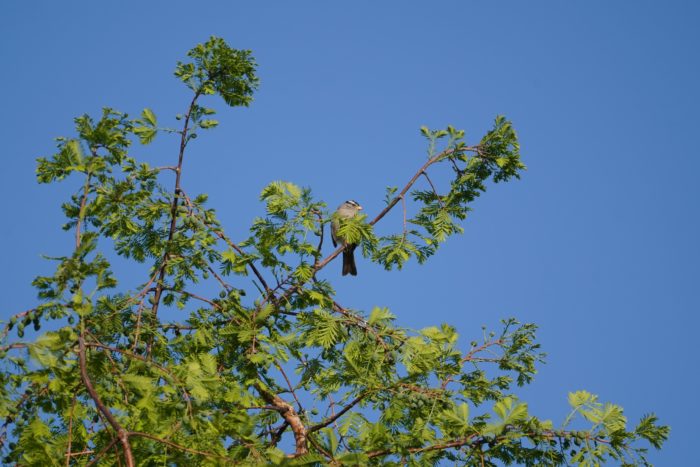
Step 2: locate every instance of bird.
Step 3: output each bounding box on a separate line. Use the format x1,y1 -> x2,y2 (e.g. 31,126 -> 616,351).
331,200 -> 363,276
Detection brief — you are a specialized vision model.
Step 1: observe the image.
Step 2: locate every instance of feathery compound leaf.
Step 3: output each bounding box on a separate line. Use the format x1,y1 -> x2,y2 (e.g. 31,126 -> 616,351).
141,108 -> 157,127
368,307 -> 395,326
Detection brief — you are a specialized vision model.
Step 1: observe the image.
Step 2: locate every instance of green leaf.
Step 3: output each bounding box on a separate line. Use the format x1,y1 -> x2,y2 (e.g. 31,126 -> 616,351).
133,126 -> 157,145
199,119 -> 219,129
122,373 -> 154,393
142,108 -> 157,127
368,307 -> 395,326
336,452 -> 369,464
493,397 -> 528,424
569,390 -> 596,409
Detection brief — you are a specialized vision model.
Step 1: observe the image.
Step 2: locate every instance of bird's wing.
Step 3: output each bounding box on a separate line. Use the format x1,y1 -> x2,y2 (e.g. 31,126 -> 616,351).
331,217 -> 338,247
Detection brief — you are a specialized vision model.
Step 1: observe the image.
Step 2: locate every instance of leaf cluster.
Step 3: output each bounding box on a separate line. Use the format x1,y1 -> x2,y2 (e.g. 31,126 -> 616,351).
0,37 -> 667,466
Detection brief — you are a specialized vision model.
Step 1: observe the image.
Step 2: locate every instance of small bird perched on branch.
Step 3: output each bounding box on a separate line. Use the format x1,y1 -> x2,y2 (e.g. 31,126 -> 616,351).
331,200 -> 363,276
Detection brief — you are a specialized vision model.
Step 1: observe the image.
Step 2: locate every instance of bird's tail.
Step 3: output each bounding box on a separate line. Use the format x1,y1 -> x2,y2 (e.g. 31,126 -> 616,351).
342,247 -> 357,276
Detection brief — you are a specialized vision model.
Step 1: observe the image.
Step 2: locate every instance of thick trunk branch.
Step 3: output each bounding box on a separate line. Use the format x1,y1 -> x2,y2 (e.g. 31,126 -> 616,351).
255,384 -> 307,456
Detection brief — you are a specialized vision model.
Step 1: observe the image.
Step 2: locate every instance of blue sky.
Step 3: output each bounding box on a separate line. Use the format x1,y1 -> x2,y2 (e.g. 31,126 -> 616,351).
1,1 -> 698,463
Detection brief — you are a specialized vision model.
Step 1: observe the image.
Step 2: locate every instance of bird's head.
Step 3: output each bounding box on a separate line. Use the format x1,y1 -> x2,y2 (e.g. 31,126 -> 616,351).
342,200 -> 363,212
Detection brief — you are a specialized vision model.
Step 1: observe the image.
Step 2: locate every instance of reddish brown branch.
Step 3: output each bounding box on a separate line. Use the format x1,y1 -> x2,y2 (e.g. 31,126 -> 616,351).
86,437 -> 119,467
2,309 -> 34,341
78,337 -> 134,467
307,392 -> 367,434
129,431 -> 235,463
369,148 -> 448,227
65,396 -> 77,466
65,449 -> 95,458
441,339 -> 504,389
274,363 -> 303,410
150,89 -> 202,323
84,341 -> 193,417
207,265 -> 232,290
213,228 -> 273,295
331,301 -> 390,351
307,433 -> 334,460
0,343 -> 28,352
130,299 -> 146,352
367,434 -> 479,458
421,170 -> 444,207
150,287 -> 221,309
179,188 -> 273,296
255,383 -> 307,456
366,429 -> 613,459
281,146 -> 476,303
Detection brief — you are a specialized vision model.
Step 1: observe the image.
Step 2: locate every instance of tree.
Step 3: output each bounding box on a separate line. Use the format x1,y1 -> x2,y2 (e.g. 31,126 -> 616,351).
0,37 -> 667,466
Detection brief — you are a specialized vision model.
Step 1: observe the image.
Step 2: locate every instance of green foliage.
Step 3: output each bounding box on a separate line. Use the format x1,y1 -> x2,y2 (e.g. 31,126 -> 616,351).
0,37 -> 667,466
175,35 -> 259,107
370,120 -> 525,271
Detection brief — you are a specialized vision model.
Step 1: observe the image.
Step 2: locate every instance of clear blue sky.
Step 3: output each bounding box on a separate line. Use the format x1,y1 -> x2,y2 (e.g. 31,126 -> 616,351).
1,1 -> 698,463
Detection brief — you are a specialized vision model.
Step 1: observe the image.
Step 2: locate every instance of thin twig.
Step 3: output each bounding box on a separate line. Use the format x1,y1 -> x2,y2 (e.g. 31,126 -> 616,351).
150,287 -> 221,309
307,392 -> 367,434
275,363 -> 303,411
86,437 -> 119,467
307,433 -> 334,461
401,194 -> 407,238
65,449 -> 95,458
421,170 -> 444,207
207,265 -> 232,291
65,396 -> 77,466
440,339 -> 504,389
180,188 -> 273,296
129,431 -> 235,463
2,309 -> 34,341
0,343 -> 28,352
130,298 -> 146,352
84,342 -> 193,418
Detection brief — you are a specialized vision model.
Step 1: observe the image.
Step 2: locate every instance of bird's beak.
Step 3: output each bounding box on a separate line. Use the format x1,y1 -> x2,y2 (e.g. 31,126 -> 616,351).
358,206 -> 363,210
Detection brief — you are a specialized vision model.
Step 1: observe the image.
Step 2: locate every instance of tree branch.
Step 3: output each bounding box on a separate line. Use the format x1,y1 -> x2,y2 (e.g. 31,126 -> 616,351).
85,437 -> 119,467
84,341 -> 193,417
441,338 -> 504,389
65,396 -> 77,466
129,431 -> 235,463
274,362 -> 303,411
280,146 -> 476,302
78,336 -> 134,467
367,434 -> 478,458
179,187 -> 273,297
254,383 -> 307,456
307,392 -> 367,434
150,89 -> 203,322
270,420 -> 290,447
369,147 -> 461,227
421,170 -> 444,207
